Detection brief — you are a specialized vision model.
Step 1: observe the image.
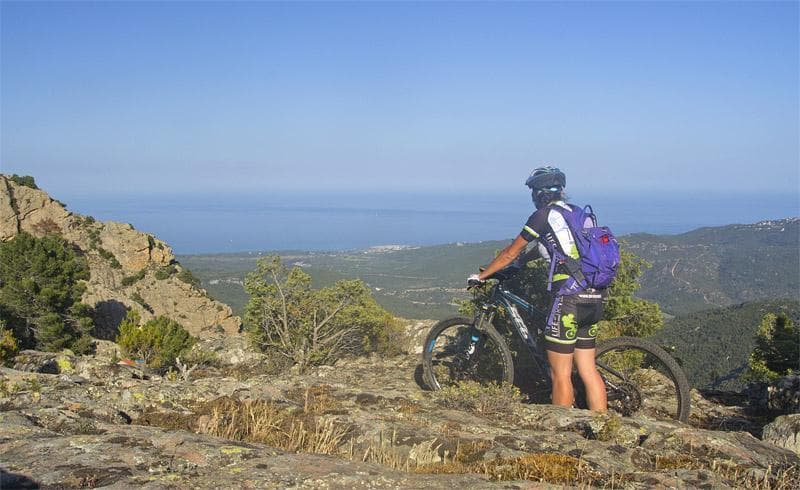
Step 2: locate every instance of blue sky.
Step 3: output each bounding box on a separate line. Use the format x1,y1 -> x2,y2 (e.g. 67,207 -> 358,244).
1,1 -> 798,198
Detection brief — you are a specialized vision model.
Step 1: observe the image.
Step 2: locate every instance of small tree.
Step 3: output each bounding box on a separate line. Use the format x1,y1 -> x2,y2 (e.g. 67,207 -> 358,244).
745,312 -> 799,382
0,232 -> 93,353
599,248 -> 663,339
0,320 -> 19,365
7,174 -> 38,189
116,310 -> 196,368
244,255 -> 393,371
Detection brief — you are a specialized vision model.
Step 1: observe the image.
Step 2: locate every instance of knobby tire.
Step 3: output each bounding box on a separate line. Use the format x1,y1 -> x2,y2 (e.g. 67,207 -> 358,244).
595,336 -> 691,422
422,316 -> 514,390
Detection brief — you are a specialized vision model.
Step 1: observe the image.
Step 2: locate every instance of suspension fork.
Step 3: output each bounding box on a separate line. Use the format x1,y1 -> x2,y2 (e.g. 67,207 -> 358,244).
466,307 -> 496,358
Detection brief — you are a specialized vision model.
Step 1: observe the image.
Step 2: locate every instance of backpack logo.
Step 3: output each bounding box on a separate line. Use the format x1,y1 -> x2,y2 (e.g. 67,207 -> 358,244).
549,204 -> 620,291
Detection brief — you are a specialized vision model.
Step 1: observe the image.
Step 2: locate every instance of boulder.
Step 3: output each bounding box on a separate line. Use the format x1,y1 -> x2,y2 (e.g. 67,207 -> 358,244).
763,414 -> 800,455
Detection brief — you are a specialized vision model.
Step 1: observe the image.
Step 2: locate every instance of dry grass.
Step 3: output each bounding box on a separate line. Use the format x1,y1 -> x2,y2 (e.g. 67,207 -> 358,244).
417,452 -> 605,485
136,393 -> 799,489
195,397 -> 348,455
432,380 -> 522,418
652,452 -> 800,489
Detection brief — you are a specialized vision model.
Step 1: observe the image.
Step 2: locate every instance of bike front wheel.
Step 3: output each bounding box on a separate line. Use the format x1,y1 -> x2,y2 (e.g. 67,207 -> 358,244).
595,336 -> 691,422
422,316 -> 514,390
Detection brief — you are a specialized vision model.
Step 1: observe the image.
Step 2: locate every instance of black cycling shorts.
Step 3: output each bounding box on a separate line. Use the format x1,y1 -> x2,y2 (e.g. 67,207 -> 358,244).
544,290 -> 605,354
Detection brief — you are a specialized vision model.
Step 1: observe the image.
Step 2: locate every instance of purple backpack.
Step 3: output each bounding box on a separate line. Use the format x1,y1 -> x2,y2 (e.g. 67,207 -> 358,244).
547,204 -> 620,291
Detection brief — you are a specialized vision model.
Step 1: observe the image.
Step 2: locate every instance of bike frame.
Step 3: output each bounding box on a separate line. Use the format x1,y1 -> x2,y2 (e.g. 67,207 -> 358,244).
474,282 -> 552,379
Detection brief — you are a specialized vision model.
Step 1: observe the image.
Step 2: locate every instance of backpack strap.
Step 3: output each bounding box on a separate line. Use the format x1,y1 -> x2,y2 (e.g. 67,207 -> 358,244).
545,204 -> 589,291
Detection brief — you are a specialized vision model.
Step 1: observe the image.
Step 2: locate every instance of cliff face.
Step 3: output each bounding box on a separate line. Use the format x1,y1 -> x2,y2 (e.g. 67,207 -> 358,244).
0,175 -> 240,338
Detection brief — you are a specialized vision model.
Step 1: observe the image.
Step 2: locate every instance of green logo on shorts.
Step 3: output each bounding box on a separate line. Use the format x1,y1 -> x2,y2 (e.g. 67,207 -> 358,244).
588,324 -> 598,338
562,313 -> 578,340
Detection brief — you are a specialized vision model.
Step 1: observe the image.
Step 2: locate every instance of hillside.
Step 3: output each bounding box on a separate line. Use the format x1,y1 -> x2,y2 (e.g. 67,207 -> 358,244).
652,299 -> 800,390
180,218 -> 799,320
625,219 -> 799,316
0,175 -> 240,338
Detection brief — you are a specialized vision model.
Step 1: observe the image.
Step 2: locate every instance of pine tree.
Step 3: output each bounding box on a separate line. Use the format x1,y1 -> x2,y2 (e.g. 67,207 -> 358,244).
746,312 -> 799,381
0,232 -> 93,353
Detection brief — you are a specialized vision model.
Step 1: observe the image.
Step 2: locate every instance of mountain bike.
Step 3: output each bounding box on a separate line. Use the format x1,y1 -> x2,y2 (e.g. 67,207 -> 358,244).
421,264 -> 691,422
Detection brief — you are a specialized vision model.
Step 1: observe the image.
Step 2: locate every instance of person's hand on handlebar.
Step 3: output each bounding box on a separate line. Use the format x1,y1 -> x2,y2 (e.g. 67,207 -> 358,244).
467,273 -> 485,289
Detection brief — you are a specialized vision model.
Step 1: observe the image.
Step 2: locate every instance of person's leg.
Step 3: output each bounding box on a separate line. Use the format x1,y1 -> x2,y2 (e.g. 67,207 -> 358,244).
573,291 -> 607,412
544,294 -> 578,407
574,347 -> 607,412
547,349 -> 575,407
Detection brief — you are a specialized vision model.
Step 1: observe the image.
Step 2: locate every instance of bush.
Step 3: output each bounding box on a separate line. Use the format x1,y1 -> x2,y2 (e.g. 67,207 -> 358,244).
433,380 -> 522,416
745,313 -> 798,382
176,267 -> 201,287
0,232 -> 94,353
244,255 -> 394,371
155,265 -> 177,280
8,174 -> 38,189
0,323 -> 19,365
121,268 -> 147,287
116,311 -> 196,368
97,247 -> 121,268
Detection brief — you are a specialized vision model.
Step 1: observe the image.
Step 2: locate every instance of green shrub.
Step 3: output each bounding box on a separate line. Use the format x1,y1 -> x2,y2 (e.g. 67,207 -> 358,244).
86,228 -> 101,250
121,268 -> 147,287
176,267 -> 201,287
8,174 -> 38,189
0,323 -> 19,365
116,311 -> 196,368
362,317 -> 407,357
129,292 -> 152,312
745,313 -> 799,382
97,247 -> 121,268
155,265 -> 177,280
244,255 -> 394,371
0,232 -> 93,353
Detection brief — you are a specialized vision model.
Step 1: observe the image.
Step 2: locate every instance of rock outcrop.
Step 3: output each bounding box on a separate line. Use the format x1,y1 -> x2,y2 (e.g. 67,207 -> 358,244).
763,415 -> 800,455
0,175 -> 240,338
1,345 -> 799,488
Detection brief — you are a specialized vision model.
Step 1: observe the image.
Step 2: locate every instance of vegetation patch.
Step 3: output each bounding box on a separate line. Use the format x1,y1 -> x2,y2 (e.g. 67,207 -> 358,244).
286,385 -> 345,415
7,174 -> 38,189
0,232 -> 94,353
155,265 -> 178,280
417,452 -> 604,485
121,268 -> 147,287
116,311 -> 195,368
31,218 -> 61,236
432,380 -> 522,417
243,255 -> 397,372
176,267 -> 201,287
129,292 -> 152,312
194,396 -> 349,455
97,247 -> 122,269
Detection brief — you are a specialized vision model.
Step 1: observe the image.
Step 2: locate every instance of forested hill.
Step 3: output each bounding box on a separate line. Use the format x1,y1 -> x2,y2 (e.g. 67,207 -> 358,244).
652,299 -> 800,390
180,217 -> 799,320
624,218 -> 799,317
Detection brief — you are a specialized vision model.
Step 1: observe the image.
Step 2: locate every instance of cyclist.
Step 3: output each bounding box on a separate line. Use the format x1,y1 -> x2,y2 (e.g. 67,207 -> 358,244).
468,166 -> 607,412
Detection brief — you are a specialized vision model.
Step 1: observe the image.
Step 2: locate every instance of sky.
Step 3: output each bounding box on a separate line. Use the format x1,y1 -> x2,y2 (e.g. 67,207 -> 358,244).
1,1 -> 798,198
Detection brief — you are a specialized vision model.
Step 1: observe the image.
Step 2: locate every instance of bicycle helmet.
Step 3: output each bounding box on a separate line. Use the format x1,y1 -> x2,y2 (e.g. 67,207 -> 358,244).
525,166 -> 566,209
525,166 -> 566,190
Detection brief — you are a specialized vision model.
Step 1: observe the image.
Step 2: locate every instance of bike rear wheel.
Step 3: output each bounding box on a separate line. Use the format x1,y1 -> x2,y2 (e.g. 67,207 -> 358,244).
595,336 -> 691,422
422,316 -> 514,390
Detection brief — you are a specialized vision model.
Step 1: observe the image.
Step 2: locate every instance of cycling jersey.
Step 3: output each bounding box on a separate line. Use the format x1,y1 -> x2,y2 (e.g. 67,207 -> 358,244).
519,201 -> 581,294
519,200 -> 604,353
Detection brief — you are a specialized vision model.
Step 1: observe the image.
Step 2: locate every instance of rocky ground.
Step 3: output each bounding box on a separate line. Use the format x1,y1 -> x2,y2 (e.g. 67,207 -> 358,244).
2,334 -> 799,489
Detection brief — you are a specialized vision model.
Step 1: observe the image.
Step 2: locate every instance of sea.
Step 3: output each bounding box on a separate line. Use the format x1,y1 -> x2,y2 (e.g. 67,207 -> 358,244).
61,190 -> 798,255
